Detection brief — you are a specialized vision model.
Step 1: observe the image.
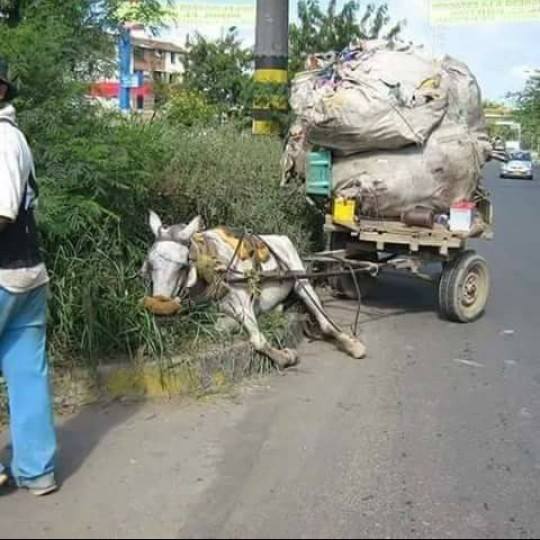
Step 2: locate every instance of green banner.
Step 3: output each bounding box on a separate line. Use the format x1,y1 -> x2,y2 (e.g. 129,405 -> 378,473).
169,2 -> 256,25
430,0 -> 540,24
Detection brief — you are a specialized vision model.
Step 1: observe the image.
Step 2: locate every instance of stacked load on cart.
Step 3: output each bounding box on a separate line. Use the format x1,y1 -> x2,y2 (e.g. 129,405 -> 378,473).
282,39 -> 493,224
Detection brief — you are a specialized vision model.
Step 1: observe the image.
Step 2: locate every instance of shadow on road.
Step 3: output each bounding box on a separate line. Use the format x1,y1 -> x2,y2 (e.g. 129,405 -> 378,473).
55,401 -> 143,483
1,400 -> 143,486
324,269 -> 439,325
365,271 -> 438,311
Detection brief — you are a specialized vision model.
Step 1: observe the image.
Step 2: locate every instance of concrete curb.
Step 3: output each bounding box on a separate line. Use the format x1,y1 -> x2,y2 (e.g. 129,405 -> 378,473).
1,313 -> 304,423
99,313 -> 304,400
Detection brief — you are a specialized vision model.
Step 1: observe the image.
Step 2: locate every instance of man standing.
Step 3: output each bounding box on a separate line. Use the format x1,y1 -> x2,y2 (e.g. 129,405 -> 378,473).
0,58 -> 57,496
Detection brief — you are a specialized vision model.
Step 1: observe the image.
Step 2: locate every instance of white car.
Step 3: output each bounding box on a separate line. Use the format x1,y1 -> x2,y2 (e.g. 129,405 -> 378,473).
500,151 -> 534,180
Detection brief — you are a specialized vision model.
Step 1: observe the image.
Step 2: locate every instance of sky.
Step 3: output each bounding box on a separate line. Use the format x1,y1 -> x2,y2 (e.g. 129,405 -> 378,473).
160,0 -> 540,101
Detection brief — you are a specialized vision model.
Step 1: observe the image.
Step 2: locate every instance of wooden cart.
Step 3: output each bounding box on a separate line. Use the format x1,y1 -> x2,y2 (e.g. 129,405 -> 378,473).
321,197 -> 494,323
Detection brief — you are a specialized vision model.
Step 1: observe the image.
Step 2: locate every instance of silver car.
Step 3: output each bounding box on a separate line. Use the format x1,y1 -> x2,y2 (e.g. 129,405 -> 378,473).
500,151 -> 534,180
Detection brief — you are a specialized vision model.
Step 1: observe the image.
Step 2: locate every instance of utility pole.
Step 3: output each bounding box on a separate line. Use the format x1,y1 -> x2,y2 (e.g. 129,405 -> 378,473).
253,0 -> 289,135
119,27 -> 132,113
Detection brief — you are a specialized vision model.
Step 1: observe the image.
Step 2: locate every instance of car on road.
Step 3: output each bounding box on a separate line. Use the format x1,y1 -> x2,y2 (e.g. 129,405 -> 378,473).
500,151 -> 534,180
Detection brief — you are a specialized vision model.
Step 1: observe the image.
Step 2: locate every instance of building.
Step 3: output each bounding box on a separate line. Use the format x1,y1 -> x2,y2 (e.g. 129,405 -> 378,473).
90,35 -> 186,111
132,36 -> 185,85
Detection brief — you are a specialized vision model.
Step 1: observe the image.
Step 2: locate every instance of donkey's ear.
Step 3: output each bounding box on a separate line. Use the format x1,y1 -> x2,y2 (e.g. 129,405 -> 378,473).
173,215 -> 203,243
149,210 -> 163,238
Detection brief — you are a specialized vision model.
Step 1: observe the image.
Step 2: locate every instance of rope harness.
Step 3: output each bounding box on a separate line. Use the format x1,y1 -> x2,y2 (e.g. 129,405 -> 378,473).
190,227 -> 272,301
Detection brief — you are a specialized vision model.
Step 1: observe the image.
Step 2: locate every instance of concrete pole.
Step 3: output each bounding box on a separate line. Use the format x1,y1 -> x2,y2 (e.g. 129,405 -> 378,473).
253,0 -> 289,135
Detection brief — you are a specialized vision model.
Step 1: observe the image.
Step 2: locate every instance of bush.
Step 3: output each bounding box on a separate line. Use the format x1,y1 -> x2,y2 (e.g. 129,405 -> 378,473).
164,88 -> 219,127
23,104 -> 317,368
155,127 -> 316,248
0,0 -> 318,370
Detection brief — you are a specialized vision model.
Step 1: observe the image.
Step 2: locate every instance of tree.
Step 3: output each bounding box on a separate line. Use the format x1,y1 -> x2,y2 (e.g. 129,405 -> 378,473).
512,74 -> 540,151
289,0 -> 403,73
0,0 -> 170,111
182,28 -> 253,114
0,0 -> 168,28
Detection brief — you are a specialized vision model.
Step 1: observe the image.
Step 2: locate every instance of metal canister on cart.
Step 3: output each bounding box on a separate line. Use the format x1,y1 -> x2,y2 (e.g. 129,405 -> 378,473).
401,207 -> 435,229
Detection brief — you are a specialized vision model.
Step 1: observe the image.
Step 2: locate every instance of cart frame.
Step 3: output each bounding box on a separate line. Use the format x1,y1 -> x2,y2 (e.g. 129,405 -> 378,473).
318,197 -> 494,323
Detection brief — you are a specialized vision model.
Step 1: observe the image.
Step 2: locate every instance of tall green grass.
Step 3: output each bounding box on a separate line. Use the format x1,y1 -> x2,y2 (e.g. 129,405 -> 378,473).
27,107 -> 317,368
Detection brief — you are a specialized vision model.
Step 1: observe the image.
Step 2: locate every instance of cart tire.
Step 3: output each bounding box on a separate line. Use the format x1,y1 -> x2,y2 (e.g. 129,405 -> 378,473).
438,250 -> 490,323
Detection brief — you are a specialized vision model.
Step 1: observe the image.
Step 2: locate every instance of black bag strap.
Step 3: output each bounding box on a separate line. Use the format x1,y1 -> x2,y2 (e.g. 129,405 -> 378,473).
0,116 -> 39,197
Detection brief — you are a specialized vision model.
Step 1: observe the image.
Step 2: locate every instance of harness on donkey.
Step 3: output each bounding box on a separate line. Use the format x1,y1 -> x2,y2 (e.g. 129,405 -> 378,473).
190,227 -> 273,301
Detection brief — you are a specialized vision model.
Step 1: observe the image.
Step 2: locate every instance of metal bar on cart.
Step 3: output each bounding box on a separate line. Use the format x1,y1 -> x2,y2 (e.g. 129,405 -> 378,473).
224,265 -> 378,285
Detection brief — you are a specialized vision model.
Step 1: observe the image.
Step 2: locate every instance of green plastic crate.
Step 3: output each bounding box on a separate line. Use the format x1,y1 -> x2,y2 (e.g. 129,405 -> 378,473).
306,150 -> 332,197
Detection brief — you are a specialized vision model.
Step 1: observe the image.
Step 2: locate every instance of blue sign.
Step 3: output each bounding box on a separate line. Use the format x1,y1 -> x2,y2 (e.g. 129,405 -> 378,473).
121,74 -> 142,89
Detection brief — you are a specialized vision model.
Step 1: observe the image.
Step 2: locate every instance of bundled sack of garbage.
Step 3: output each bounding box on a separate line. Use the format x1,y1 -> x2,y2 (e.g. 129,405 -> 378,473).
289,39 -> 486,157
281,121 -> 311,185
332,120 -> 492,218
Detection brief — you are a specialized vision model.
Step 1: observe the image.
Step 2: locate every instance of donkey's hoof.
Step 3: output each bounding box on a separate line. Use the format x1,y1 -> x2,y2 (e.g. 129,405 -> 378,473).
340,335 -> 367,359
272,348 -> 300,369
283,348 -> 300,367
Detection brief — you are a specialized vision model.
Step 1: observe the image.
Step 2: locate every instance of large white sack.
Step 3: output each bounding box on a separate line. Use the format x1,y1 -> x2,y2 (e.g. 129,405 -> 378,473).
339,46 -> 437,103
440,56 -> 486,132
333,122 -> 490,217
294,42 -> 449,154
306,80 -> 448,155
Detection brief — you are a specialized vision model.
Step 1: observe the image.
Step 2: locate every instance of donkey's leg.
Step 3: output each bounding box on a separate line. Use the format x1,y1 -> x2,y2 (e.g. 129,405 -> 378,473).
294,279 -> 367,359
219,293 -> 299,369
270,236 -> 367,359
215,314 -> 241,335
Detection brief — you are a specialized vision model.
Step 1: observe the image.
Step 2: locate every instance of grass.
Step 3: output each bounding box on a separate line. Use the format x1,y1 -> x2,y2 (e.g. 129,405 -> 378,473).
29,110 -> 318,369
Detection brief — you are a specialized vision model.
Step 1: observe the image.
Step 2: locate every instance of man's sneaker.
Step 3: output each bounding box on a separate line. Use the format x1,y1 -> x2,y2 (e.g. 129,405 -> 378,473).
20,473 -> 58,497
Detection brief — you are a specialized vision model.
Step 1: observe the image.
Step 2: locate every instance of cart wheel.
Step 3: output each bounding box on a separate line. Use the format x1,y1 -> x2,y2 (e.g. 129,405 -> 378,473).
438,250 -> 490,323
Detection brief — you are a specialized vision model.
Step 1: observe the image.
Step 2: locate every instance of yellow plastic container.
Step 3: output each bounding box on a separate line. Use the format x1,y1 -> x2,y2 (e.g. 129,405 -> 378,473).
333,197 -> 356,224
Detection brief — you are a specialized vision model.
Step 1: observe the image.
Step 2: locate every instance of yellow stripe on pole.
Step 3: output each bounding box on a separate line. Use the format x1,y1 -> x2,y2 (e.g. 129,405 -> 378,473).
254,68 -> 288,84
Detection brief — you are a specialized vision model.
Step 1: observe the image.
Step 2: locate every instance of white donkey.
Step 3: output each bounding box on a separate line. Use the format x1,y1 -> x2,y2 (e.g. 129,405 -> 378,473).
141,211 -> 366,368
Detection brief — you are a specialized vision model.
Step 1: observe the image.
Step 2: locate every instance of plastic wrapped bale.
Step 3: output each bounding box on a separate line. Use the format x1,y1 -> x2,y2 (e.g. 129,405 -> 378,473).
290,69 -> 337,119
299,42 -> 449,155
304,51 -> 337,71
333,122 -> 490,217
306,80 -> 448,155
440,56 -> 486,133
280,122 -> 311,185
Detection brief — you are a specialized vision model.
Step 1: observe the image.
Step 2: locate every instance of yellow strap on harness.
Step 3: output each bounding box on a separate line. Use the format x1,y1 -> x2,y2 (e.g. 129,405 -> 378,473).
191,229 -> 270,300
215,227 -> 271,264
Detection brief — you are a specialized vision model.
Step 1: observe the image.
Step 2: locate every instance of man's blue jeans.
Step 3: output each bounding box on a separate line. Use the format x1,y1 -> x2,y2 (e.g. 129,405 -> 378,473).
0,285 -> 56,485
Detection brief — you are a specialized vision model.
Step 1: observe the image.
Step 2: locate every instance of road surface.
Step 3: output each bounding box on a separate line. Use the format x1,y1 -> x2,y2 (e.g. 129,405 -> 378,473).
1,163 -> 540,539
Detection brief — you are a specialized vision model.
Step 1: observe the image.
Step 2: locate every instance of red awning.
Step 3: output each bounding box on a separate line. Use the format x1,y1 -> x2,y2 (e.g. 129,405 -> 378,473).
90,81 -> 153,98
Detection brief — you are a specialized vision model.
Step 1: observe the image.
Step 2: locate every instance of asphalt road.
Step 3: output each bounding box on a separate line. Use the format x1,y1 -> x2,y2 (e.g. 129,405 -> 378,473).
2,162 -> 540,539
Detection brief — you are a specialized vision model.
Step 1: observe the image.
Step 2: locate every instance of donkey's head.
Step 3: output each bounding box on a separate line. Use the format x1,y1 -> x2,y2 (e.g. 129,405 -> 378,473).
141,211 -> 203,315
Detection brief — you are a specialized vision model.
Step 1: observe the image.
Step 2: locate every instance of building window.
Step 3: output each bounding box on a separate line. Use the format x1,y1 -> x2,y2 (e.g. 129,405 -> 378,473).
136,95 -> 144,110
134,47 -> 145,62
171,52 -> 177,64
